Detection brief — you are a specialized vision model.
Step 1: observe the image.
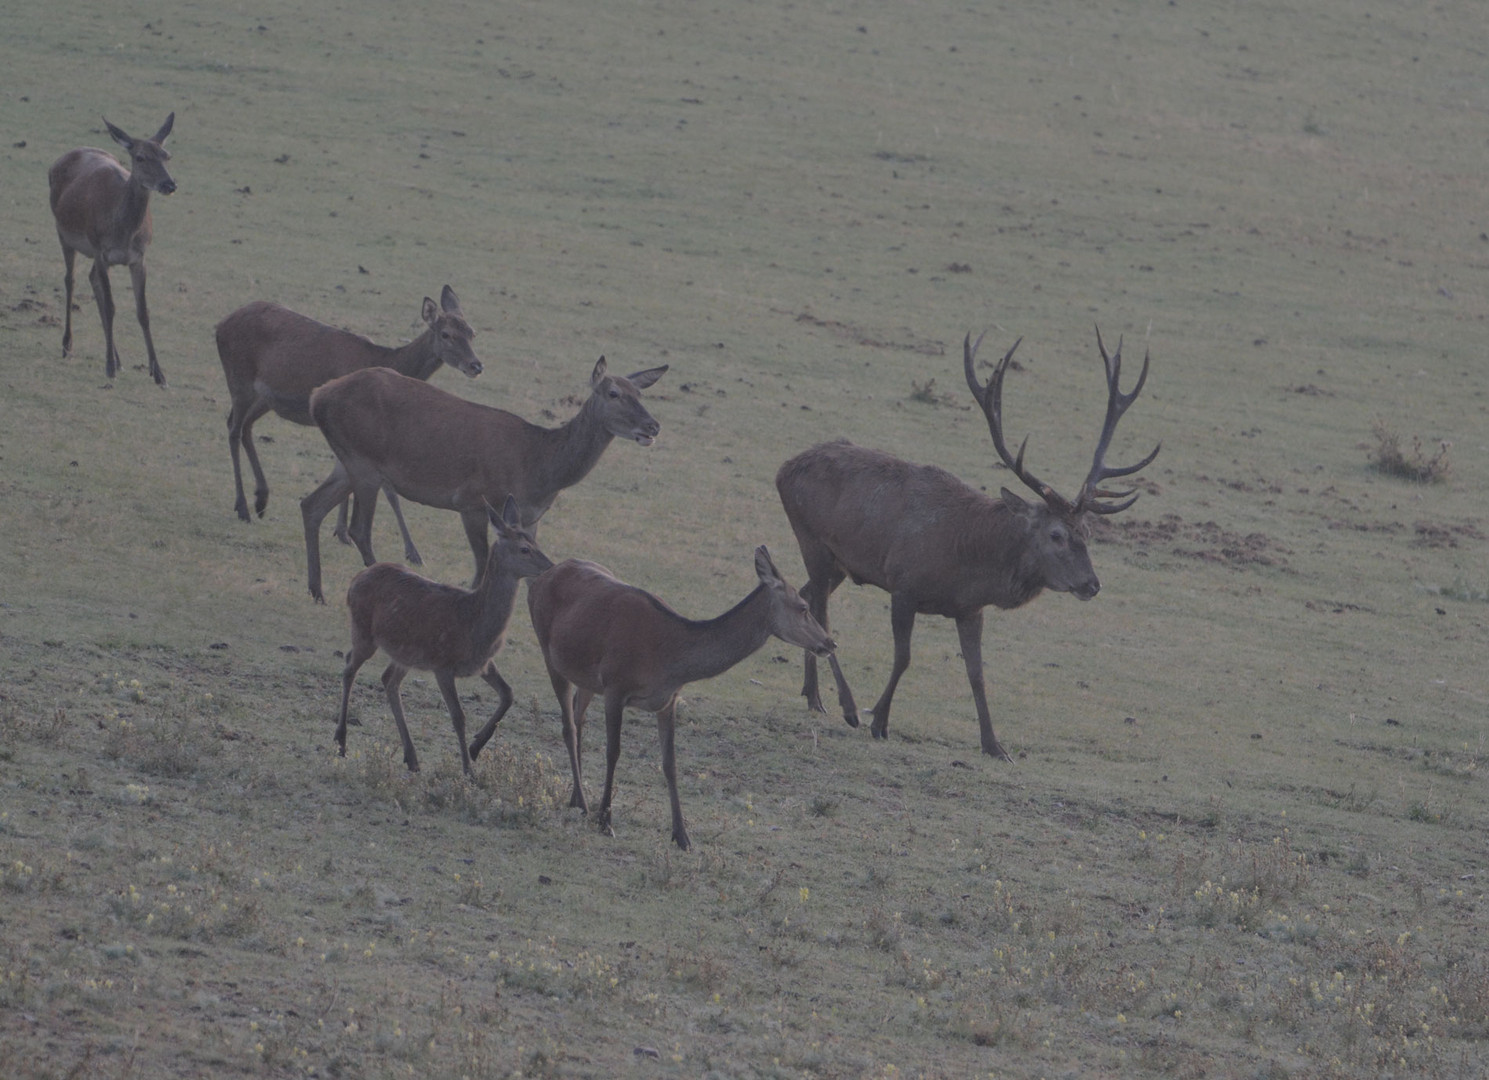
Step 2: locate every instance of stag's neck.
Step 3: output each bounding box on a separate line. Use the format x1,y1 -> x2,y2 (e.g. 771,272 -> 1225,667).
528,395 -> 617,498
664,584 -> 773,688
383,327 -> 443,381
963,500 -> 1051,611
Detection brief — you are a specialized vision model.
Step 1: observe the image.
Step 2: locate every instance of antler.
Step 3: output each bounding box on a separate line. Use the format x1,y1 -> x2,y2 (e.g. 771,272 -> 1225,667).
963,331 -> 1073,510
964,328 -> 1159,517
1073,326 -> 1162,515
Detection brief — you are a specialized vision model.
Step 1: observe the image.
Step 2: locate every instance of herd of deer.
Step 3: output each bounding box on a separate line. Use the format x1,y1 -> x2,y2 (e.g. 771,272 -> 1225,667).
49,114 -> 1160,849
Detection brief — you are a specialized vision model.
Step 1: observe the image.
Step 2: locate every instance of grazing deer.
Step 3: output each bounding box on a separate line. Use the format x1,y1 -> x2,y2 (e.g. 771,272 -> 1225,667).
527,546 -> 845,850
776,328 -> 1160,759
216,285 -> 483,564
301,357 -> 666,602
335,495 -> 553,776
48,113 -> 177,386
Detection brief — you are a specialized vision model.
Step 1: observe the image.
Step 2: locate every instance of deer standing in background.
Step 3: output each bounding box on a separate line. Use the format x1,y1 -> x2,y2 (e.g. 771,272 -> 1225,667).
527,546 -> 846,850
301,357 -> 666,602
336,495 -> 552,777
48,113 -> 177,386
776,329 -> 1160,759
216,286 -> 483,563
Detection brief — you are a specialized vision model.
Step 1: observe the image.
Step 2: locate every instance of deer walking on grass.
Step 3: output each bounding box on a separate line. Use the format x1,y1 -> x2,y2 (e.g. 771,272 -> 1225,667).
217,285 -> 482,564
335,495 -> 552,777
776,328 -> 1160,759
527,546 -> 849,851
48,113 -> 177,386
301,357 -> 666,602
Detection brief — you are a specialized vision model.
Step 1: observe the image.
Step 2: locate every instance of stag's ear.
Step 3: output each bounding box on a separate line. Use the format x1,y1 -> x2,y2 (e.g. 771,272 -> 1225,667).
999,487 -> 1035,515
625,364 -> 668,390
422,296 -> 440,326
589,357 -> 609,387
754,545 -> 784,588
104,119 -> 133,150
440,284 -> 461,314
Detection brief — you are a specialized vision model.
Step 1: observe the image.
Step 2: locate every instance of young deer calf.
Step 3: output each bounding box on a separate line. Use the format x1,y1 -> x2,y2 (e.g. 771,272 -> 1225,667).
527,546 -> 848,850
336,495 -> 552,776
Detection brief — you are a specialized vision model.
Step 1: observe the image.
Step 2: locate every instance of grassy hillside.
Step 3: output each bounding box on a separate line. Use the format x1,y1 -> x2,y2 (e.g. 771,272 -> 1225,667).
2,2 -> 1485,1077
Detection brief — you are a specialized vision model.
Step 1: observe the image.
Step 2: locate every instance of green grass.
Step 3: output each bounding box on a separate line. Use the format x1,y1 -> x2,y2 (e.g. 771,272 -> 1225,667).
3,2 -> 1487,1077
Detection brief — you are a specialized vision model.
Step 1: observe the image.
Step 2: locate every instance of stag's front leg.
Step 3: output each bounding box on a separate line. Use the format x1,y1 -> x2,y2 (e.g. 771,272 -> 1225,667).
955,610 -> 1012,761
869,593 -> 917,740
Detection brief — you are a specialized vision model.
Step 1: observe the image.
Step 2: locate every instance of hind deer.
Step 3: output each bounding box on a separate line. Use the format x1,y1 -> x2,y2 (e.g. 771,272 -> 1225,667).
301,357 -> 666,602
216,285 -> 483,564
776,328 -> 1160,759
48,113 -> 177,386
335,495 -> 553,777
527,546 -> 847,851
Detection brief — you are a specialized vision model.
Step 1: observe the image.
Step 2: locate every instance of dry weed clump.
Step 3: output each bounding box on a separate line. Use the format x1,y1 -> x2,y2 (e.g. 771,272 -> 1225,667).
1368,419 -> 1451,482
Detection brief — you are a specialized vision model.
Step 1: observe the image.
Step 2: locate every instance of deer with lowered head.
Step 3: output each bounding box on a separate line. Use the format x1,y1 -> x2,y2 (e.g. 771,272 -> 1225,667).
776,328 -> 1160,760
526,546 -> 848,851
301,356 -> 666,602
335,495 -> 553,777
216,285 -> 483,564
48,113 -> 177,386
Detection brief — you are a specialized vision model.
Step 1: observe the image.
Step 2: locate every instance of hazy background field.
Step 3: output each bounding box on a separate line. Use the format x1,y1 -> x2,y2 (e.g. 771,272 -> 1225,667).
2,2 -> 1486,1077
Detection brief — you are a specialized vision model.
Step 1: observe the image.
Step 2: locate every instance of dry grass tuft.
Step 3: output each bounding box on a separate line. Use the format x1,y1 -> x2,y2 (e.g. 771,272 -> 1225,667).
1368,419 -> 1451,482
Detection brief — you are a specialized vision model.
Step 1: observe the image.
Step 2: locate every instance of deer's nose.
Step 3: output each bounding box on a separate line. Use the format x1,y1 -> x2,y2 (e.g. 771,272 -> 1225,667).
465,360 -> 483,377
158,178 -> 177,195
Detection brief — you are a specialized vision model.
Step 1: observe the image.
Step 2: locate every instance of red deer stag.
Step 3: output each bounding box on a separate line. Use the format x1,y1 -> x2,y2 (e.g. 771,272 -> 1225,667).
776,328 -> 1159,760
301,357 -> 666,602
217,285 -> 483,564
527,546 -> 846,850
48,113 -> 177,386
335,495 -> 553,777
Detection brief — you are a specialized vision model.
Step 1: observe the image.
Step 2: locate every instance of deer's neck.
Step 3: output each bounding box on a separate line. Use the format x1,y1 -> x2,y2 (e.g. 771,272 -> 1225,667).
383,328 -> 443,381
112,176 -> 154,238
528,396 -> 617,499
964,501 -> 1050,611
664,584 -> 773,688
463,566 -> 522,653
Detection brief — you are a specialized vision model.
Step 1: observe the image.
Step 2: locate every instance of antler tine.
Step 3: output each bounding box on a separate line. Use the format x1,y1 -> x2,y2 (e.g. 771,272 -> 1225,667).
1076,326 -> 1161,513
964,331 -> 1069,509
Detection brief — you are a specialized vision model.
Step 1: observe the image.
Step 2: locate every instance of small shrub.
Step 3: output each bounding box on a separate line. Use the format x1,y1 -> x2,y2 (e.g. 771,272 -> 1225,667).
1368,419 -> 1450,482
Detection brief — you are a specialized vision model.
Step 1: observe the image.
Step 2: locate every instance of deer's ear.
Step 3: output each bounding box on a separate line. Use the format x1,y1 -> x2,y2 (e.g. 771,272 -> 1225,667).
999,487 -> 1031,513
440,284 -> 461,314
754,545 -> 783,587
501,493 -> 521,529
152,112 -> 175,144
589,356 -> 609,387
422,296 -> 439,326
625,364 -> 668,390
104,119 -> 133,150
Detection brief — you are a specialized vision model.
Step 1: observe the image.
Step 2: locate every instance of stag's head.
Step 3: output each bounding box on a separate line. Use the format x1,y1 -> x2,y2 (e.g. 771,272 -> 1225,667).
421,285 -> 483,378
754,546 -> 837,657
588,357 -> 668,446
964,328 -> 1161,601
106,113 -> 176,195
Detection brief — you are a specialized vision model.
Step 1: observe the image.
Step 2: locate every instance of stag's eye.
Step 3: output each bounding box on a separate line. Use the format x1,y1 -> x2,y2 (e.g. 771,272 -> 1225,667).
1050,528 -> 1066,545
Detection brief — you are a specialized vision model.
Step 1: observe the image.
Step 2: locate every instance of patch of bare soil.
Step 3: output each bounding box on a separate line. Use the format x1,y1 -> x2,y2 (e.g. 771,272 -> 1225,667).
1095,513 -> 1292,569
1411,520 -> 1486,548
782,309 -> 946,355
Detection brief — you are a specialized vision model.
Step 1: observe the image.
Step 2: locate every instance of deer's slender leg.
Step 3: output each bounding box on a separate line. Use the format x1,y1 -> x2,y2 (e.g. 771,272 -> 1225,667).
552,671 -> 586,811
459,507 -> 492,586
380,663 -> 420,772
433,669 -> 473,776
467,662 -> 513,760
59,244 -> 77,356
336,635 -> 377,756
869,592 -> 917,740
595,692 -> 626,836
128,260 -> 165,386
955,610 -> 1011,761
657,698 -> 689,850
301,467 -> 356,603
88,259 -> 120,379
